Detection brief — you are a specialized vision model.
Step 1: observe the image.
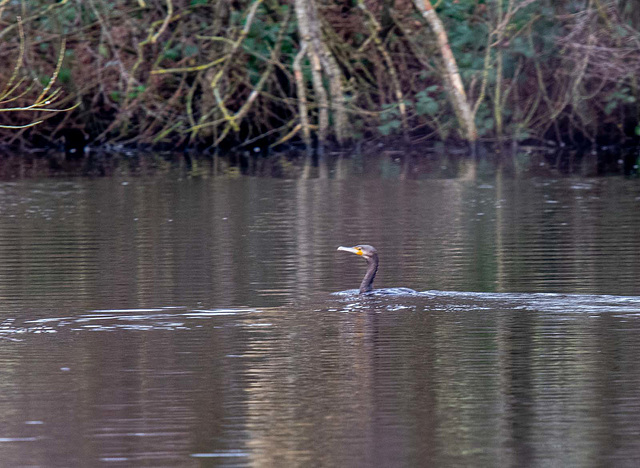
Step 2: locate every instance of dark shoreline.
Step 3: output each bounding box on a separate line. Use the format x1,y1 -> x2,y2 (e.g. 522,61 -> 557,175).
0,140 -> 638,180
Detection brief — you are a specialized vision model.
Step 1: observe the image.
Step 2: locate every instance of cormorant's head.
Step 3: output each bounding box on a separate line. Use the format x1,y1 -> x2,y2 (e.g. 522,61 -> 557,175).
338,245 -> 379,293
337,245 -> 378,260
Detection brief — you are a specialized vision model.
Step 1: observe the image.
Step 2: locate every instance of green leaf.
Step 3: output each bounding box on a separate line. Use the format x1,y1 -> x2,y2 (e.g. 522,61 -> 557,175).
59,68 -> 72,84
378,119 -> 401,136
604,100 -> 617,116
425,100 -> 439,115
183,44 -> 199,57
416,97 -> 439,116
164,48 -> 180,61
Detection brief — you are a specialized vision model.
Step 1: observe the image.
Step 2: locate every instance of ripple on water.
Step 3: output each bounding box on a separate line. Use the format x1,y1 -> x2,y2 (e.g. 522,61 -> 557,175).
0,307 -> 264,337
330,290 -> 640,316
2,292 -> 640,339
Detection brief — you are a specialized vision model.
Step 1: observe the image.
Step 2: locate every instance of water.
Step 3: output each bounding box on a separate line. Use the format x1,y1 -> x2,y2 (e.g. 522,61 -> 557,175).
0,169 -> 639,467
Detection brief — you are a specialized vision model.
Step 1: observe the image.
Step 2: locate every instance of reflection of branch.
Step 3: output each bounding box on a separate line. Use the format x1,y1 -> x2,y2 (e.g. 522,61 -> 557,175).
0,17 -> 79,129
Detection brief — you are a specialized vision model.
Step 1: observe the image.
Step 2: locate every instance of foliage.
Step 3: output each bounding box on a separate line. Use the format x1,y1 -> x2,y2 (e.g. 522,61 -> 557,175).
0,11 -> 78,130
1,0 -> 640,149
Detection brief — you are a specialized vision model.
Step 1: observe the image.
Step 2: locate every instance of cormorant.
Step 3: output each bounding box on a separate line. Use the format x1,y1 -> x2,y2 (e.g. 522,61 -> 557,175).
337,245 -> 379,293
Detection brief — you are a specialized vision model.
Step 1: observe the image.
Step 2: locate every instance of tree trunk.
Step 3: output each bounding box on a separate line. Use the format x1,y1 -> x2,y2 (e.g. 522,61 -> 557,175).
412,0 -> 477,142
293,43 -> 312,152
294,0 -> 348,151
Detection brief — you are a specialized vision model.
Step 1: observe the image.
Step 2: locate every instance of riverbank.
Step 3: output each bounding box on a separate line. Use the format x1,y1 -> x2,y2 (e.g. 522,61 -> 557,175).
2,2 -> 640,153
1,141 -> 638,180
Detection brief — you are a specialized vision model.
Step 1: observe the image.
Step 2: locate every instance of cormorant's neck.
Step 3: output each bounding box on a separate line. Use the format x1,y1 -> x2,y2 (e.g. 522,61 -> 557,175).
359,254 -> 379,293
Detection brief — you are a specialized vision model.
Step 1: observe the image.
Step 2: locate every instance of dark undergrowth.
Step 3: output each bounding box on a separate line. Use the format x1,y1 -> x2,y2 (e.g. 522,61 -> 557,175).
2,2 -> 640,154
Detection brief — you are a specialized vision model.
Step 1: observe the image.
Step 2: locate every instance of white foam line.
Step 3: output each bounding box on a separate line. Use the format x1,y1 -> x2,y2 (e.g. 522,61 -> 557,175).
0,437 -> 40,442
182,312 -> 238,317
193,308 -> 261,313
75,316 -> 120,322
191,452 -> 248,458
24,317 -> 72,324
89,309 -> 165,313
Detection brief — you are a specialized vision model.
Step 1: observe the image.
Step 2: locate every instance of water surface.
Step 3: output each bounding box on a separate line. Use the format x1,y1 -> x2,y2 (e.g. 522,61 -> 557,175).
0,169 -> 639,466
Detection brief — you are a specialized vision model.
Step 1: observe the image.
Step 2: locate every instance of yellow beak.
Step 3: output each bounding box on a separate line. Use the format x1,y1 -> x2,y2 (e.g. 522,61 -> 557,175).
337,246 -> 363,256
